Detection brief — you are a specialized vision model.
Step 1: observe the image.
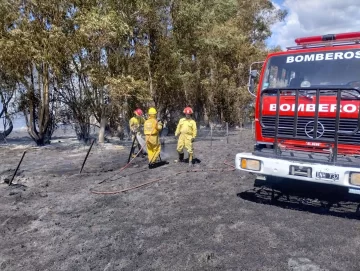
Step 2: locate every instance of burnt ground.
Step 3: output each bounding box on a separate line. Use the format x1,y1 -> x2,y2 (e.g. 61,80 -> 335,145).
1,127 -> 360,271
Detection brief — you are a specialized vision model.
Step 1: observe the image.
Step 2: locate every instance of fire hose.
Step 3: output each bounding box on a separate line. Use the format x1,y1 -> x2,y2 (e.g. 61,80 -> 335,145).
96,122 -> 161,184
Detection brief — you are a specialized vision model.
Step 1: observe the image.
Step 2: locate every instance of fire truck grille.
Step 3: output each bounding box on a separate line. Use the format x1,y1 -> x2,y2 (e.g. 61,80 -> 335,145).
261,116 -> 360,144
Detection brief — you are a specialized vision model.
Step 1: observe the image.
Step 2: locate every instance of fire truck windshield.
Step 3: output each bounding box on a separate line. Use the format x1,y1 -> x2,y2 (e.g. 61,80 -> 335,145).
261,49 -> 360,91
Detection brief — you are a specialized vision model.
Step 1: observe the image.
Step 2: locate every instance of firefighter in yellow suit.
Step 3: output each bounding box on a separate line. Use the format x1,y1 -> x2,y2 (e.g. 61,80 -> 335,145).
175,107 -> 197,165
144,107 -> 163,166
129,108 -> 145,157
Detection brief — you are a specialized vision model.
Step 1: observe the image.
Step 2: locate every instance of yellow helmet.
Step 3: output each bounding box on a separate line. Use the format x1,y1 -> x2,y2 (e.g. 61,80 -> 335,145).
148,107 -> 157,115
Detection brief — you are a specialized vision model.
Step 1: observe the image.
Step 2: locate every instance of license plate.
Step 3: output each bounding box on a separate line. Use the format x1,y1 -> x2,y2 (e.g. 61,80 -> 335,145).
316,172 -> 339,181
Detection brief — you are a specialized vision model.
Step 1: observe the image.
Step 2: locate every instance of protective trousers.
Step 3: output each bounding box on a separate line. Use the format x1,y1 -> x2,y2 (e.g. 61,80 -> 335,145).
131,131 -> 140,141
146,135 -> 161,163
177,134 -> 193,155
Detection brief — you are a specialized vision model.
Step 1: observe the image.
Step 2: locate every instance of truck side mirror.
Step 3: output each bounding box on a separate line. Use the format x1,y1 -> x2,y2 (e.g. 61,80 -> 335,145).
247,61 -> 264,97
250,70 -> 258,78
248,78 -> 255,93
248,70 -> 258,95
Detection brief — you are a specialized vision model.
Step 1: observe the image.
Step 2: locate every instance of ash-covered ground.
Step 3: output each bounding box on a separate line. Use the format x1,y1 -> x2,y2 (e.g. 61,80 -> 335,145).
1,127 -> 360,271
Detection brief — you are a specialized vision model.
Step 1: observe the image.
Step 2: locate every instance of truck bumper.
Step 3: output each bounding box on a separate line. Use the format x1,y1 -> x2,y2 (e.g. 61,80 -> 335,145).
235,152 -> 360,195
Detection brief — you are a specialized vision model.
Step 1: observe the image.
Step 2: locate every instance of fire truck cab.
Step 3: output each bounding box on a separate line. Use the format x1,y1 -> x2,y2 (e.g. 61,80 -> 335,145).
235,32 -> 360,195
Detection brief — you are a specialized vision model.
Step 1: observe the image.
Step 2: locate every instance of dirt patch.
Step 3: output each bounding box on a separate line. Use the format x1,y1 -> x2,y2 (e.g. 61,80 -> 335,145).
1,129 -> 360,270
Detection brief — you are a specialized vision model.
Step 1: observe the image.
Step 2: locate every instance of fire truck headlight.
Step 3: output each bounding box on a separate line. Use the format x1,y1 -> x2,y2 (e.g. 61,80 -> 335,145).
350,173 -> 360,186
241,158 -> 261,171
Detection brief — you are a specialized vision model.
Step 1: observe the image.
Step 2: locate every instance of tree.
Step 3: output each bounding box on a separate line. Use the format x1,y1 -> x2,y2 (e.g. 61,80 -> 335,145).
164,0 -> 285,126
0,0 -> 286,143
0,0 -> 73,145
0,72 -> 16,140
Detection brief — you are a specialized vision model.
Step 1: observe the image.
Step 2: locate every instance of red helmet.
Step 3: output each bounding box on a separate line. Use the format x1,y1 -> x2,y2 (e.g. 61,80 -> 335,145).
183,107 -> 193,114
134,108 -> 143,116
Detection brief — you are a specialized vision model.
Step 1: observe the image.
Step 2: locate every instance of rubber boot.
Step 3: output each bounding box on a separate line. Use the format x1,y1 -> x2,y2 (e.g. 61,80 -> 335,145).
188,153 -> 193,167
179,152 -> 184,162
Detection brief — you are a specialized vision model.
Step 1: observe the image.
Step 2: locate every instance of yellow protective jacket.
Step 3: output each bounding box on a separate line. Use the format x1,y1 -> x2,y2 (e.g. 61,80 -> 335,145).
175,118 -> 197,138
129,116 -> 145,133
144,117 -> 162,136
144,117 -> 162,163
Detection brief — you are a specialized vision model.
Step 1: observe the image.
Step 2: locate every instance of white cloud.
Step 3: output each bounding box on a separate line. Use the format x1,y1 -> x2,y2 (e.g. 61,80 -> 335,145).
269,0 -> 360,49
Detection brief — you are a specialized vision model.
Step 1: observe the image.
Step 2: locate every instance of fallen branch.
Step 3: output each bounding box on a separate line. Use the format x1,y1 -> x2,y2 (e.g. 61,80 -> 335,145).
97,169 -> 147,184
223,160 -> 235,169
90,165 -> 235,195
90,178 -> 163,195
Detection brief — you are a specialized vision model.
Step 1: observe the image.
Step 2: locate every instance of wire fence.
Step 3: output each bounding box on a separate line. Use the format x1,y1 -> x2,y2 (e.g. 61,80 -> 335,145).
0,119 -> 256,149
117,121 -> 255,146
0,121 -> 255,185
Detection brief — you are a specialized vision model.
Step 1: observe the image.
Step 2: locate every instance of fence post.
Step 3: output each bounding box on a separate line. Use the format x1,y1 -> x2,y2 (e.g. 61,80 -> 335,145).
9,150 -> 27,186
80,139 -> 95,174
210,124 -> 213,147
226,122 -> 229,144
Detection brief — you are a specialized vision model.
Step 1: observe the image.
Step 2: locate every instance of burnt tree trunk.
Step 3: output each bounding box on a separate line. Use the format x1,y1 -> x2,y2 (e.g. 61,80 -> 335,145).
98,115 -> 106,143
25,63 -> 52,146
0,118 -> 13,141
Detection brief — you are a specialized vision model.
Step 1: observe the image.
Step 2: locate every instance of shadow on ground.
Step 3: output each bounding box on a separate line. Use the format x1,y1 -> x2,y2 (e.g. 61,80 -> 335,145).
238,178 -> 360,220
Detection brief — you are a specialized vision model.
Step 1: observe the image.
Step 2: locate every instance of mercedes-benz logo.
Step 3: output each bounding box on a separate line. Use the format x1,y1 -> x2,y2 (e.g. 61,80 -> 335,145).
305,121 -> 325,139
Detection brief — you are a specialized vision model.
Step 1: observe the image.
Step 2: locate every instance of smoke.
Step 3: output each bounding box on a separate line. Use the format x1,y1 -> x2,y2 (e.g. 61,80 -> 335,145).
160,138 -> 180,160
136,134 -> 147,152
136,134 -> 177,160
160,142 -> 171,159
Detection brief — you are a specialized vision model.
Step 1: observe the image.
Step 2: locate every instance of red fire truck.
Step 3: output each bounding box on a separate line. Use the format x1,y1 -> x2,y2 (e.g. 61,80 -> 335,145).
236,32 -> 360,195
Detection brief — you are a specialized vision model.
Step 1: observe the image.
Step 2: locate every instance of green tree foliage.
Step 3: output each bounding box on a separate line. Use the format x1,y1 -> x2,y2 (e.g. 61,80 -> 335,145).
0,0 -> 73,144
0,0 -> 285,144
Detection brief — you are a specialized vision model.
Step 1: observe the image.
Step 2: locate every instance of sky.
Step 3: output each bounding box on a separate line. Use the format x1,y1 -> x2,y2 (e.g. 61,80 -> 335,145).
268,0 -> 360,49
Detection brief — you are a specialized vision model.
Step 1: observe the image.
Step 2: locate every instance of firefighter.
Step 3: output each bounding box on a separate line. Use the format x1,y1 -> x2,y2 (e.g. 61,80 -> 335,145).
129,108 -> 145,158
175,107 -> 197,165
144,107 -> 163,167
